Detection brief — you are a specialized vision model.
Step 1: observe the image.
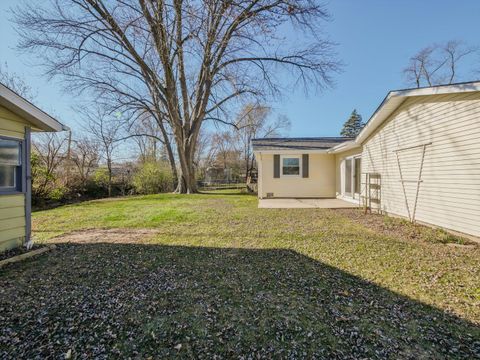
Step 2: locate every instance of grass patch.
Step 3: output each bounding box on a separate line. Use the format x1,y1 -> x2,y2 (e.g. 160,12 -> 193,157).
1,191 -> 478,358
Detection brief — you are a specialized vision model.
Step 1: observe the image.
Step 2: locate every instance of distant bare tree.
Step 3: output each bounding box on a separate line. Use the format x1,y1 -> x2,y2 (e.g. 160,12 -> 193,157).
443,40 -> 477,84
82,108 -> 123,197
0,62 -> 37,101
235,104 -> 290,180
31,133 -> 69,198
70,137 -> 100,186
403,41 -> 476,87
121,113 -> 178,185
194,129 -> 214,180
14,0 -> 340,193
209,132 -> 240,170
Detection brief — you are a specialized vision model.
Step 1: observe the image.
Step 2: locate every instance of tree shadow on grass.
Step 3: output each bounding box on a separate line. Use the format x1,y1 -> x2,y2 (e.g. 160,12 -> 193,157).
0,243 -> 479,359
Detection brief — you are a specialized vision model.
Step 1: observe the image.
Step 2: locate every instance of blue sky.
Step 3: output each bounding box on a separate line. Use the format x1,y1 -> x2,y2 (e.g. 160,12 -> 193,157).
1,0 -> 480,137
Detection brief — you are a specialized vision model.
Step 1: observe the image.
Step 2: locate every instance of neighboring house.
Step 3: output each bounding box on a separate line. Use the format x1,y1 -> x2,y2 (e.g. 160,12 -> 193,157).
253,81 -> 480,238
0,83 -> 67,252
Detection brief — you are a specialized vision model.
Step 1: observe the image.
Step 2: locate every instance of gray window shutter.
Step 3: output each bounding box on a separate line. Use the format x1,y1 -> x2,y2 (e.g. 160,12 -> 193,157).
273,154 -> 280,178
302,154 -> 309,178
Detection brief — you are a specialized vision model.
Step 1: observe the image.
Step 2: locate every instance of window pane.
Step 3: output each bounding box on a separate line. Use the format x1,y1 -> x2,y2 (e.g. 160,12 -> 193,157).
345,159 -> 352,195
0,165 -> 15,188
283,166 -> 300,175
282,157 -> 300,175
0,139 -> 21,165
354,158 -> 361,193
283,158 -> 299,167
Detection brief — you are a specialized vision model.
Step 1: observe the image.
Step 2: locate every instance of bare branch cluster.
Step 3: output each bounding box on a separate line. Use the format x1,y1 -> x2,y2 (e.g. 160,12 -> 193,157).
403,40 -> 477,88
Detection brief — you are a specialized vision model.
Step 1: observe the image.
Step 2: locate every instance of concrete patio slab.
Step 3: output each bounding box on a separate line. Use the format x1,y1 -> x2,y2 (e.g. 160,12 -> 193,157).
258,198 -> 359,209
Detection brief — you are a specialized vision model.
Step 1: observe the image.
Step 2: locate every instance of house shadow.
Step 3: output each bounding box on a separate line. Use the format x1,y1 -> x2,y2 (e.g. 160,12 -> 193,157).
0,243 -> 479,358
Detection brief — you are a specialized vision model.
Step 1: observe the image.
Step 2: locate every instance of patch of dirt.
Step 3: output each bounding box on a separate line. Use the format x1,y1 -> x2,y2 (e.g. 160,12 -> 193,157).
51,228 -> 160,244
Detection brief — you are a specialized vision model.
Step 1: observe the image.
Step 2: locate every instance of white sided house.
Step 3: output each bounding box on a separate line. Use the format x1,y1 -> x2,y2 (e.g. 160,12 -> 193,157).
253,81 -> 480,238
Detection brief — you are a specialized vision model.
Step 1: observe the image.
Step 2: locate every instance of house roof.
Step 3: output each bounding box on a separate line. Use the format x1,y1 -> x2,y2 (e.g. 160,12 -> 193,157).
253,81 -> 480,154
0,83 -> 68,132
355,80 -> 480,145
252,137 -> 353,152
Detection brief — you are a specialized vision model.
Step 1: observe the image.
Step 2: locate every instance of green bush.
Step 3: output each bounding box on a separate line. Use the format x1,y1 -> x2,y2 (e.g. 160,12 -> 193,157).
31,151 -> 67,204
133,161 -> 174,194
92,168 -> 110,188
48,186 -> 67,201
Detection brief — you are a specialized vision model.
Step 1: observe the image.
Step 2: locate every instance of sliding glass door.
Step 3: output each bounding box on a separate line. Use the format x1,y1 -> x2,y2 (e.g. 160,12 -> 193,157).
343,156 -> 361,200
354,157 -> 361,196
344,158 -> 352,198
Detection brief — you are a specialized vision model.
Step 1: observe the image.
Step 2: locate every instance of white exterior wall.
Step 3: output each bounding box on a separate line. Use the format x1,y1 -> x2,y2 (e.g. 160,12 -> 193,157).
362,92 -> 480,237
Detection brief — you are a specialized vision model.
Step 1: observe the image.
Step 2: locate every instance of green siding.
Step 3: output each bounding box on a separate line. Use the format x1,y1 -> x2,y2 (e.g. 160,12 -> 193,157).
0,106 -> 25,139
1,105 -> 28,252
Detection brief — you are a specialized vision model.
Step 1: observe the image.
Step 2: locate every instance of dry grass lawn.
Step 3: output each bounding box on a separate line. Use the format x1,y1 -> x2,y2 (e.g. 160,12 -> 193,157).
0,191 -> 479,358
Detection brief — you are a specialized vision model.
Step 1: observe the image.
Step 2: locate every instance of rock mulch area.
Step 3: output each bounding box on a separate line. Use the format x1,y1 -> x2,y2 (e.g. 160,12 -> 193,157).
0,244 -> 46,262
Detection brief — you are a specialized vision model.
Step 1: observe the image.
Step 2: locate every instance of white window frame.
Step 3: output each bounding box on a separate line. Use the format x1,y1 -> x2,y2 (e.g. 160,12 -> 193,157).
280,155 -> 302,177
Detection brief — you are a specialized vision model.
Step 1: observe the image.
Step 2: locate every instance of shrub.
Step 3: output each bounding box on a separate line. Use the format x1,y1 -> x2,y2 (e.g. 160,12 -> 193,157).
31,151 -> 68,204
133,161 -> 174,194
48,186 -> 67,201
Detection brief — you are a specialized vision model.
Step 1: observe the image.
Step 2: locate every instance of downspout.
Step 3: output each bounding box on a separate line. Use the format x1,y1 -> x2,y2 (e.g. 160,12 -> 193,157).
24,127 -> 32,249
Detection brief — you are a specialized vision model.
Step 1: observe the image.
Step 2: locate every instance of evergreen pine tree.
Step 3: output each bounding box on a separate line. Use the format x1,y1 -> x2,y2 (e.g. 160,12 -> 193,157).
340,109 -> 364,137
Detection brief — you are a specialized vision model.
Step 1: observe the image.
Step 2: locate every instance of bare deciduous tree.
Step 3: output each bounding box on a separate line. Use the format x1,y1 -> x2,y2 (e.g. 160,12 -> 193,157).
31,133 -> 69,198
70,137 -> 100,187
0,62 -> 37,101
14,0 -> 340,193
403,40 -> 476,87
234,104 -> 290,180
82,108 -> 123,197
120,112 -> 178,185
209,132 -> 239,171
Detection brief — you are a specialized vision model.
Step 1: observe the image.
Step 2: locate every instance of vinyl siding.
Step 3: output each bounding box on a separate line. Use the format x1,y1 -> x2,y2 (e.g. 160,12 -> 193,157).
258,153 -> 336,198
0,194 -> 26,251
0,105 -> 27,251
0,106 -> 26,139
362,92 -> 480,237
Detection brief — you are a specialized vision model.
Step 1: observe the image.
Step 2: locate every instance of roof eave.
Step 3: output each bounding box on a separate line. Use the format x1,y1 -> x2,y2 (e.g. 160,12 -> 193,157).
355,81 -> 480,145
253,148 -> 330,154
0,84 -> 67,132
327,140 -> 361,154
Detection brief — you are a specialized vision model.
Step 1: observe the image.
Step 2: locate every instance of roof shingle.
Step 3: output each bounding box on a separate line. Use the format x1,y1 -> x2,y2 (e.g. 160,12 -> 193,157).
252,137 -> 353,151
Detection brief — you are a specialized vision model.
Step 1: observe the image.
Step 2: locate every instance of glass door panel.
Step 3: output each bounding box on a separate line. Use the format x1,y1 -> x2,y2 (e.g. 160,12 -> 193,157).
354,157 -> 361,197
344,159 -> 352,197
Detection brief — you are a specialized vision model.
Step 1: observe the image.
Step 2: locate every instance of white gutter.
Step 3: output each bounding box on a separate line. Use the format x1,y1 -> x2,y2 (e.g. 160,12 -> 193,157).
0,83 -> 68,132
327,140 -> 360,154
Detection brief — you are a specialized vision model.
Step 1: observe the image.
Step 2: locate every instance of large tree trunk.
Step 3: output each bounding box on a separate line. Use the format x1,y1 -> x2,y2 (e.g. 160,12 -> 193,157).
174,139 -> 198,194
153,113 -> 178,188
163,135 -> 178,188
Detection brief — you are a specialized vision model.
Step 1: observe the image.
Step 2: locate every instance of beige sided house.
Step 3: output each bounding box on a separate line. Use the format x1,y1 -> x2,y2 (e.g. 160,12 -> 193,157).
0,83 -> 67,252
253,81 -> 480,238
